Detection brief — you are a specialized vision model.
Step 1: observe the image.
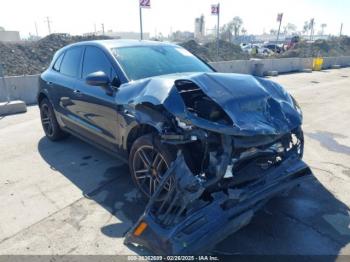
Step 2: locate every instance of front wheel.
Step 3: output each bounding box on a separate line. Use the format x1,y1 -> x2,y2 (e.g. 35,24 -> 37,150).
129,134 -> 177,199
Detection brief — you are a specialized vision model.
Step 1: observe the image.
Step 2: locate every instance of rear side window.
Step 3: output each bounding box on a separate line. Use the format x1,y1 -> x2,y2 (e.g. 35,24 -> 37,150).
82,46 -> 113,79
60,47 -> 83,78
53,53 -> 64,72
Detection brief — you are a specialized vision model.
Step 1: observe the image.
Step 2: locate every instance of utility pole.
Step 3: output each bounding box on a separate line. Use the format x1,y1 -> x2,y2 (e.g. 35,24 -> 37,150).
101,23 -> 105,35
340,23 -> 343,36
211,3 -> 220,58
276,13 -> 283,44
94,23 -> 97,34
309,18 -> 315,40
34,22 -> 39,37
217,4 -> 220,58
139,0 -> 151,40
45,16 -> 52,35
139,6 -> 143,40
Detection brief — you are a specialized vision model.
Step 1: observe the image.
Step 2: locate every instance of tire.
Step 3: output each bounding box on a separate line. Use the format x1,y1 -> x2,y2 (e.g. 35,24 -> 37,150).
39,98 -> 68,141
129,134 -> 177,199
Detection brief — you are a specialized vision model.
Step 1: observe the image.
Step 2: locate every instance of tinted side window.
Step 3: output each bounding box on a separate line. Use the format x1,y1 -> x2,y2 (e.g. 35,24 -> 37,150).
82,46 -> 113,79
53,53 -> 64,72
60,47 -> 83,78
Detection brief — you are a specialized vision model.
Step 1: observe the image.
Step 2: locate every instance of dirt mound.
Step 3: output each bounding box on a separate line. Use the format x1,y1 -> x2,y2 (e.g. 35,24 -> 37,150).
205,40 -> 249,61
0,34 -> 111,76
1,35 -> 349,76
180,40 -> 211,61
180,39 -> 248,62
280,36 -> 350,58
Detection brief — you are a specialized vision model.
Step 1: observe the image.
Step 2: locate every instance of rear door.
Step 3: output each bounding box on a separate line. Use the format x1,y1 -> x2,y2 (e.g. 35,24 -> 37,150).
73,46 -> 120,150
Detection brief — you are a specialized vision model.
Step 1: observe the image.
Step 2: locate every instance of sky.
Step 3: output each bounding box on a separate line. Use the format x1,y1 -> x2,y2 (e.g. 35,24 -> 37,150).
0,0 -> 349,38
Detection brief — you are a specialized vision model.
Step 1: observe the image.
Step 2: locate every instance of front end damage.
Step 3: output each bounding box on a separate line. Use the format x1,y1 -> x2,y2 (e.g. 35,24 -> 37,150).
121,73 -> 313,255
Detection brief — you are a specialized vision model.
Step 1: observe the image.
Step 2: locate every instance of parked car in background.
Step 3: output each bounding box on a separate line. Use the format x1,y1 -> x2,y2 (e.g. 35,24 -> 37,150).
241,43 -> 274,55
263,44 -> 283,53
285,35 -> 300,50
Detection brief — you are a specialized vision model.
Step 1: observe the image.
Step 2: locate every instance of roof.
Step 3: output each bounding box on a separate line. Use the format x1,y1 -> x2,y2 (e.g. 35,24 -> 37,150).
50,39 -> 180,68
67,39 -> 177,50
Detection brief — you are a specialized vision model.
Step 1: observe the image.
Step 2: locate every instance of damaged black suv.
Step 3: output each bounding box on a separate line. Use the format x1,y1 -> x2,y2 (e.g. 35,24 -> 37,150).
38,40 -> 312,255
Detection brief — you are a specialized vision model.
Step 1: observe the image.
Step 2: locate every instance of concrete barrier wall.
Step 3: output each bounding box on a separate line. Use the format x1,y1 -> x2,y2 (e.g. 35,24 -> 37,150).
339,56 -> 350,66
322,57 -> 337,69
0,75 -> 39,104
210,60 -> 252,74
261,58 -> 313,73
210,56 -> 350,74
322,56 -> 350,68
209,57 -> 315,74
1,56 -> 350,105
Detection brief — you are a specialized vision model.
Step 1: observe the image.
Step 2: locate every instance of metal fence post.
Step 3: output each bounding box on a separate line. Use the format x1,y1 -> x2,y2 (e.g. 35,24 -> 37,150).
0,64 -> 10,103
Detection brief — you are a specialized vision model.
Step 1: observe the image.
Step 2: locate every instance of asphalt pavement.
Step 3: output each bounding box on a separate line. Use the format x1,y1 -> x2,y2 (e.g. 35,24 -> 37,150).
0,68 -> 350,256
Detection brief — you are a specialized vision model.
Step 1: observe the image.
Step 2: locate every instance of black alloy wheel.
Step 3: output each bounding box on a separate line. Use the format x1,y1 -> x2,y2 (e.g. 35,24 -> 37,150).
39,98 -> 67,141
129,134 -> 176,199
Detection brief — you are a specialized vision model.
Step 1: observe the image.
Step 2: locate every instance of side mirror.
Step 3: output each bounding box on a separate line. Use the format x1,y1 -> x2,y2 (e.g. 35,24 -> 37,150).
111,76 -> 121,88
85,71 -> 110,87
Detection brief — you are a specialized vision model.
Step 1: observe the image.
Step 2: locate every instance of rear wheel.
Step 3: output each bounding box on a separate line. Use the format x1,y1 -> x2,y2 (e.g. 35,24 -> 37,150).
40,98 -> 68,141
129,134 -> 177,199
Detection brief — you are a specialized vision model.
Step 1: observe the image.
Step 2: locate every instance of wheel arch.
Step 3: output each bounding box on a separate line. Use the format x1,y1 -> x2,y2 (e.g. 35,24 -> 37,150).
37,92 -> 49,105
126,124 -> 159,153
37,90 -> 54,107
125,103 -> 172,153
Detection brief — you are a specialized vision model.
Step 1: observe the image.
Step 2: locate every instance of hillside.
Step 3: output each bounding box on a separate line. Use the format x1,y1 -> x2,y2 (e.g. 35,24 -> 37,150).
1,34 -> 349,76
0,34 -> 111,76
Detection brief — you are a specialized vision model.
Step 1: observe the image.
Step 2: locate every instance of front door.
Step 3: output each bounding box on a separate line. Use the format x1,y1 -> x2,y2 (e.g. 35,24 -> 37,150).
73,46 -> 120,151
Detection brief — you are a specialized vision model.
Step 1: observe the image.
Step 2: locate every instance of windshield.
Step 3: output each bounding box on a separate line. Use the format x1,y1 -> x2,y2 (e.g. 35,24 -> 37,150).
112,45 -> 213,81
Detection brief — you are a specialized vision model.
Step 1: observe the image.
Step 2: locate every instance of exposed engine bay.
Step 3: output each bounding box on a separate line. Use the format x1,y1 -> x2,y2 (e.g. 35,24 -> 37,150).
120,73 -> 313,255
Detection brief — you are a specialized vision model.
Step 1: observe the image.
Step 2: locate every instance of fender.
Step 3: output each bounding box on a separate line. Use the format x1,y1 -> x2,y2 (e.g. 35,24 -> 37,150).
121,103 -> 172,150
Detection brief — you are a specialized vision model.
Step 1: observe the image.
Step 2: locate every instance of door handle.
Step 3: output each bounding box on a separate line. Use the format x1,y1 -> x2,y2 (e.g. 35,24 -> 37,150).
46,81 -> 53,86
73,89 -> 82,96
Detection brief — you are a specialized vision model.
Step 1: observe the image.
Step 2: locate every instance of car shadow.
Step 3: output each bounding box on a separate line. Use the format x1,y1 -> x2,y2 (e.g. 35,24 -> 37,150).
214,179 -> 350,256
38,135 -> 151,253
38,136 -> 350,256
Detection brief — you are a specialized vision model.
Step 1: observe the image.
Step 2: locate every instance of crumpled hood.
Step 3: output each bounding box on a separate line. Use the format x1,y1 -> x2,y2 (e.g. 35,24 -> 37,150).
116,72 -> 302,136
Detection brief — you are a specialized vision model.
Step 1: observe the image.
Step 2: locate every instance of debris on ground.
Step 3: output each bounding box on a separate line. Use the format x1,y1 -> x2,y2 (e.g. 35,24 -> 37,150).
179,39 -> 249,62
279,37 -> 350,58
181,37 -> 350,61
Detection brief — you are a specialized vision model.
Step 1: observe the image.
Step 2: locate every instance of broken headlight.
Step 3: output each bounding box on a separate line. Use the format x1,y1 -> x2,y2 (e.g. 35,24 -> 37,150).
176,117 -> 193,130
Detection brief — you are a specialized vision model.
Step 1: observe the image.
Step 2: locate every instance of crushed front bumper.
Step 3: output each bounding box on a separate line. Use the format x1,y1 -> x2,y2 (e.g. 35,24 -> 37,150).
124,152 -> 313,255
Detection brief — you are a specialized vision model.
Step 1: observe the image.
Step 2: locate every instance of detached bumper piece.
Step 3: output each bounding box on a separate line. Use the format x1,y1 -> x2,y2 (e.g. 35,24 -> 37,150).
124,154 -> 312,255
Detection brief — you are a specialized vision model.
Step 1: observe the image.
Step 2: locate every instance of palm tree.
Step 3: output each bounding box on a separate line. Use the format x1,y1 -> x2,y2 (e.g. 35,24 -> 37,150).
220,16 -> 244,41
232,16 -> 243,38
220,24 -> 233,41
303,21 -> 310,34
283,23 -> 297,35
270,29 -> 277,35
